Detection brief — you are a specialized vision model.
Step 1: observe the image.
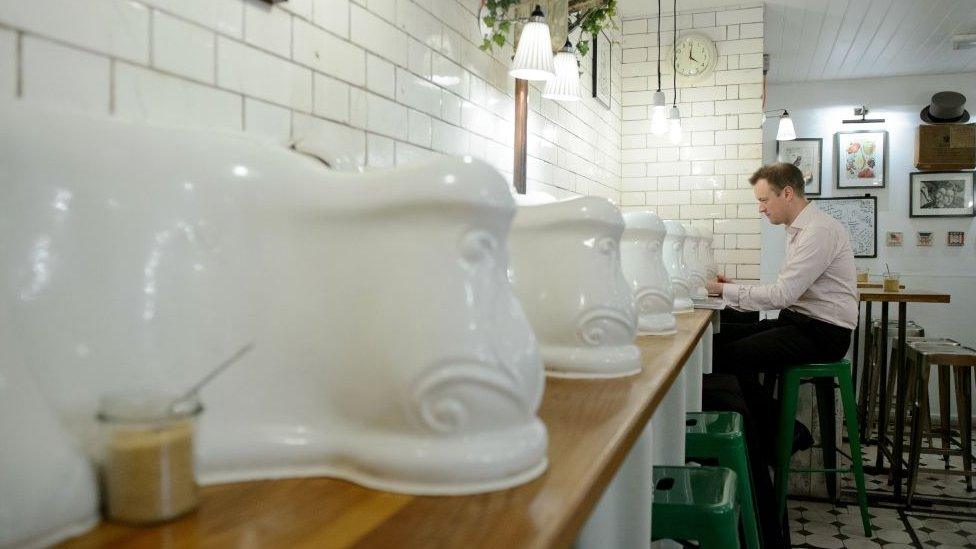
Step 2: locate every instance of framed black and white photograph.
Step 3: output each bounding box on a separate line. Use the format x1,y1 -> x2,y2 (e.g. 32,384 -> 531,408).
591,30 -> 611,108
835,130 -> 887,189
909,171 -> 975,218
811,196 -> 877,258
776,138 -> 822,195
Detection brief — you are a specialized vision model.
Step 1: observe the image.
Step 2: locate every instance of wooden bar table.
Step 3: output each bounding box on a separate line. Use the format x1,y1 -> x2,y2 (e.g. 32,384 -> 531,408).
855,288 -> 950,502
62,311 -> 715,549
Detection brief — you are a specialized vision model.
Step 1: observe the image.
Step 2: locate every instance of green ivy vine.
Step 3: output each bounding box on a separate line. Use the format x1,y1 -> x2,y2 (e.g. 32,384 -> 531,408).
479,0 -> 617,60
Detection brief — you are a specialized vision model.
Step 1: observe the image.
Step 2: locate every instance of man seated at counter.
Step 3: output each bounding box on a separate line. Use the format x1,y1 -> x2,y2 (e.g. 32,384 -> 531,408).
705,162 -> 858,453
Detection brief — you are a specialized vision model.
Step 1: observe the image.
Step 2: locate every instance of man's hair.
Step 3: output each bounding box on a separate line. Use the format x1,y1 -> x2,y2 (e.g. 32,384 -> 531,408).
748,162 -> 806,197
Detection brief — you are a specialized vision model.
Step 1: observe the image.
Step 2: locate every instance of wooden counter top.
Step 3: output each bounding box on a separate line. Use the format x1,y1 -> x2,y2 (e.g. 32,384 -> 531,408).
858,288 -> 951,303
61,311 -> 714,549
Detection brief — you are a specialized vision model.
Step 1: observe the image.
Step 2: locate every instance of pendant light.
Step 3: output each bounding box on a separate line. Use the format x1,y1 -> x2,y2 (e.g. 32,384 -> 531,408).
650,0 -> 668,135
509,5 -> 555,81
668,0 -> 682,145
543,40 -> 581,101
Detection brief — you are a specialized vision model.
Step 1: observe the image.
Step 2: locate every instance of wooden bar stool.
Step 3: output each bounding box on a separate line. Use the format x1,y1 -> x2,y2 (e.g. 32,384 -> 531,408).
862,320 -> 924,441
905,342 -> 976,506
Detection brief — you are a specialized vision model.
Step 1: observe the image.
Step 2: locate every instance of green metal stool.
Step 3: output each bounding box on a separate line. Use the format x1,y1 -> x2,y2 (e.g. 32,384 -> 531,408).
774,360 -> 872,537
652,465 -> 740,549
686,412 -> 761,549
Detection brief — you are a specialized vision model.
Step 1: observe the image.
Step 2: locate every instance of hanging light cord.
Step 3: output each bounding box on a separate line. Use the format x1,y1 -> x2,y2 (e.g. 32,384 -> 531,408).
656,0 -> 661,92
672,0 -> 677,106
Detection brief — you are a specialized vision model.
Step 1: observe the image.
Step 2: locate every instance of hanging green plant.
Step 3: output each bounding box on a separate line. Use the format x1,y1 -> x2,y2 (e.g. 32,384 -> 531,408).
478,0 -> 617,59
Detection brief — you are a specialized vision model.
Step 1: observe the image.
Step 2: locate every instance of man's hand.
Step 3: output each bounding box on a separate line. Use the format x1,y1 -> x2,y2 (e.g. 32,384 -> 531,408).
705,279 -> 724,296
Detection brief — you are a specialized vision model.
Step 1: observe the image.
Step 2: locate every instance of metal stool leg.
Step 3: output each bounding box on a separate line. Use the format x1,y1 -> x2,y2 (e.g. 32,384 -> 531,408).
939,365 -> 952,468
954,366 -> 973,491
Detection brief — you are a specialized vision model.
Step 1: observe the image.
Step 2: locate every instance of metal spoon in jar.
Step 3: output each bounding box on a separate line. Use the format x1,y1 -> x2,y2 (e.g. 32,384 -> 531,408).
169,342 -> 255,414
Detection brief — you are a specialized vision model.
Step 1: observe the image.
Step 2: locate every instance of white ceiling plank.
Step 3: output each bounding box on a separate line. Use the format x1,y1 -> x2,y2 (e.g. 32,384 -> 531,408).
874,0 -> 950,78
764,1 -> 788,75
790,1 -> 826,80
779,0 -> 812,83
802,0 -> 850,82
850,0 -> 915,78
914,2 -> 976,76
819,0 -> 873,80
835,0 -> 891,79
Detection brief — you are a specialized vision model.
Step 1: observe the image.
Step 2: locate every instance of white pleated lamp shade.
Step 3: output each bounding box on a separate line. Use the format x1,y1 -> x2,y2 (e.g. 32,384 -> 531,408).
543,43 -> 580,101
509,8 -> 555,81
776,112 -> 797,141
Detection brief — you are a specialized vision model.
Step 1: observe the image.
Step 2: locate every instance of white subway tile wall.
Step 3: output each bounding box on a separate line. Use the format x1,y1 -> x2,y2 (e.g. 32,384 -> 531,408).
620,4 -> 763,281
0,0 -> 621,201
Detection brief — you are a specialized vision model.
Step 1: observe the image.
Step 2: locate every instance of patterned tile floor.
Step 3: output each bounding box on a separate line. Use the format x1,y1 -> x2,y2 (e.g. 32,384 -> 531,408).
789,436 -> 976,548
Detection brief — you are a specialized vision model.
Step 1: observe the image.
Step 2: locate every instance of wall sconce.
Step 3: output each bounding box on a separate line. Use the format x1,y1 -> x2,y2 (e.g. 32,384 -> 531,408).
843,105 -> 885,124
764,109 -> 796,141
509,5 -> 555,81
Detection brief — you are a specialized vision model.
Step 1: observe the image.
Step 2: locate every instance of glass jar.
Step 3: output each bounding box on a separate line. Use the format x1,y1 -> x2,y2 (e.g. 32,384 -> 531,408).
856,267 -> 869,283
97,392 -> 202,524
883,273 -> 900,292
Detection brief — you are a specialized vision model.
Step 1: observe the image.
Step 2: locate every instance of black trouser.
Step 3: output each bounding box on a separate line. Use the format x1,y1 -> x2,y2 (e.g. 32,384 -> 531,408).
712,308 -> 852,455
704,309 -> 852,548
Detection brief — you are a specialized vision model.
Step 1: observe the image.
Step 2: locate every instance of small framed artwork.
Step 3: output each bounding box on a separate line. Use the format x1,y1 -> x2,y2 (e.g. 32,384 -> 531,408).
776,138 -> 822,195
948,231 -> 966,246
917,231 -> 933,247
886,232 -> 903,246
909,171 -> 975,218
591,30 -> 611,109
835,130 -> 887,189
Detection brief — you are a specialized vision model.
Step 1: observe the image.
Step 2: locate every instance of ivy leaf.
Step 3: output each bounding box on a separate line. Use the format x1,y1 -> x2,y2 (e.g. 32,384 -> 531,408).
493,32 -> 506,47
498,20 -> 510,32
480,37 -> 492,51
577,40 -> 589,56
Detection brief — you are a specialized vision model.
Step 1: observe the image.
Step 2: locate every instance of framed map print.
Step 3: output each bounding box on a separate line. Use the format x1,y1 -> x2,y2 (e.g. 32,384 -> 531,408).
835,130 -> 887,189
777,138 -> 822,195
811,196 -> 877,258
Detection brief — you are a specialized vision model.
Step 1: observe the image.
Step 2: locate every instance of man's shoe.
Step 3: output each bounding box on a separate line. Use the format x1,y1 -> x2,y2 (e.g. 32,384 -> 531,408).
792,420 -> 814,454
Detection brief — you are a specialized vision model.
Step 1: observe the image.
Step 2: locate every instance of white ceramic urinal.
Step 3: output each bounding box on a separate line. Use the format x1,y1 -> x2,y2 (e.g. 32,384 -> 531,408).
0,295 -> 99,548
0,103 -> 549,542
620,211 -> 676,336
509,197 -> 640,378
683,226 -> 708,300
663,221 -> 694,314
700,228 -> 718,281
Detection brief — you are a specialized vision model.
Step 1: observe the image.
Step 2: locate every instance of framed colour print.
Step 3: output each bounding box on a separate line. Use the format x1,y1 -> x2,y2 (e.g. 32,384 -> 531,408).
909,171 -> 975,218
776,138 -> 822,195
591,30 -> 611,109
835,130 -> 887,189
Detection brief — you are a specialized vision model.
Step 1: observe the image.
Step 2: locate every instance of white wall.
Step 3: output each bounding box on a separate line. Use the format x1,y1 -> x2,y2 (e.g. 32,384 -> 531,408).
764,72 -> 976,420
0,0 -> 622,201
619,3 -> 764,282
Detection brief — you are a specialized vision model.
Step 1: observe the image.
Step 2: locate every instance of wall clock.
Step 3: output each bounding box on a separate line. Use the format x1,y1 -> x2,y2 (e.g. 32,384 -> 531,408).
670,33 -> 718,82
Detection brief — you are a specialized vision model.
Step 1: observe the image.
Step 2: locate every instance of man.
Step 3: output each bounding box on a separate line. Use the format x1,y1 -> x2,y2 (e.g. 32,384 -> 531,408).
707,162 -> 859,460
702,162 -> 858,547
706,161 -> 858,379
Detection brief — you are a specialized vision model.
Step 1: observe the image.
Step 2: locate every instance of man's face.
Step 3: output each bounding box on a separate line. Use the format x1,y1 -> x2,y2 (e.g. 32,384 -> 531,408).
754,178 -> 790,225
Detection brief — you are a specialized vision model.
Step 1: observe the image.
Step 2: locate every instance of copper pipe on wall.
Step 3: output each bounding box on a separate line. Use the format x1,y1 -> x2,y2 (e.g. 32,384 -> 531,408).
513,78 -> 528,195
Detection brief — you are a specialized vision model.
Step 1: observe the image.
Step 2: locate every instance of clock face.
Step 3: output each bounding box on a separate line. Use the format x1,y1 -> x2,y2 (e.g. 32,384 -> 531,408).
674,36 -> 715,78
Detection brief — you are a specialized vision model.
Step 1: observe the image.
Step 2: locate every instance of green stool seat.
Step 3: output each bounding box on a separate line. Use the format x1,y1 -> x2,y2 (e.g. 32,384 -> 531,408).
774,360 -> 872,537
652,465 -> 741,549
686,412 -> 761,549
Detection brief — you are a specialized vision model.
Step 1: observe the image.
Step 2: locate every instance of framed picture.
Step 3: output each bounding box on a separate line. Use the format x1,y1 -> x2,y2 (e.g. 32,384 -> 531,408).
776,138 -> 822,195
886,231 -> 903,246
917,231 -> 933,247
909,171 -> 975,218
835,130 -> 887,189
591,30 -> 611,109
811,196 -> 877,258
948,231 -> 966,246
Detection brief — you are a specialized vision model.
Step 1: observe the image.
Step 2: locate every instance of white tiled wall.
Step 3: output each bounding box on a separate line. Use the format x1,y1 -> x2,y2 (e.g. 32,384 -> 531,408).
620,3 -> 763,281
0,0 -> 623,201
